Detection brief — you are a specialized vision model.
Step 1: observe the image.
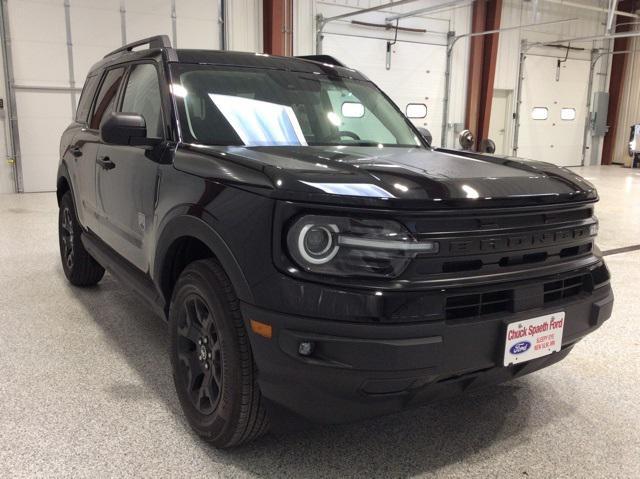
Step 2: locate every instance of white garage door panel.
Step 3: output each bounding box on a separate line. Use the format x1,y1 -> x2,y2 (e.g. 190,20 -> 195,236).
518,55 -> 589,167
8,1 -> 67,86
16,91 -> 72,193
322,35 -> 446,146
3,0 -> 248,192
7,1 -> 66,42
177,0 -> 218,19
72,0 -> 120,8
10,42 -> 69,87
177,18 -> 219,49
126,12 -> 173,43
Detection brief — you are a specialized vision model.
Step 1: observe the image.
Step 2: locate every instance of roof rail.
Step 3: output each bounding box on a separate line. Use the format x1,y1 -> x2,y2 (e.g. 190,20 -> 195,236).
104,35 -> 172,58
296,55 -> 345,67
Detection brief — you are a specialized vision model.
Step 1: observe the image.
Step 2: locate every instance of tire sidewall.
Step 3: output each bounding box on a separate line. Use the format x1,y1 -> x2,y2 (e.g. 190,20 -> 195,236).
169,263 -> 245,444
58,192 -> 77,278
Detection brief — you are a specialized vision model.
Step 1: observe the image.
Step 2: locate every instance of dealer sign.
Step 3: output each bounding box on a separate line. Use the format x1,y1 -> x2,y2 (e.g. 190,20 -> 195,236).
503,312 -> 565,366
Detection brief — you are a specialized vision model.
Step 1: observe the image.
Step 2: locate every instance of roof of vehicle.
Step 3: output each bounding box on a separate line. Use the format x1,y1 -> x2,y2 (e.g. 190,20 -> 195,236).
87,35 -> 367,81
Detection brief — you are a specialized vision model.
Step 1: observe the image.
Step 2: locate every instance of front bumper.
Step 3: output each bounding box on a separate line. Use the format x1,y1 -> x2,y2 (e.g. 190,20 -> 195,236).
242,282 -> 613,424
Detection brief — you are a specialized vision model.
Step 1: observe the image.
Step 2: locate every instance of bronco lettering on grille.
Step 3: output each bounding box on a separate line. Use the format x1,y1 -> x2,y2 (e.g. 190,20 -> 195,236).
448,226 -> 590,255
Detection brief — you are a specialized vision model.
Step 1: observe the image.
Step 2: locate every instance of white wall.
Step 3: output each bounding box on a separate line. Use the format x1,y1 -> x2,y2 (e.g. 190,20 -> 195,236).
294,0 -> 473,147
0,0 -> 262,193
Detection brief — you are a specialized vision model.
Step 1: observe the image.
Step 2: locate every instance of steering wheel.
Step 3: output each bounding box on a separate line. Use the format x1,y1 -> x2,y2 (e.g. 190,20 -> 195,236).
337,130 -> 361,141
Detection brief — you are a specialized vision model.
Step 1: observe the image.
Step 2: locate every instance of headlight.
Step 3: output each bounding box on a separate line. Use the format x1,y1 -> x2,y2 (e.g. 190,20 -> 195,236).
286,215 -> 438,278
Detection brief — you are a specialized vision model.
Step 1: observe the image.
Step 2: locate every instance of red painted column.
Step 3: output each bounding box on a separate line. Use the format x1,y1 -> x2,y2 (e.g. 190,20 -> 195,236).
465,0 -> 502,150
601,0 -> 637,165
263,0 -> 293,56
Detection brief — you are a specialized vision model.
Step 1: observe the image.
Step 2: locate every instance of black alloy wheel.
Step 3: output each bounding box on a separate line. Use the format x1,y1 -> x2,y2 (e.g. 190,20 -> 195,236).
176,294 -> 223,415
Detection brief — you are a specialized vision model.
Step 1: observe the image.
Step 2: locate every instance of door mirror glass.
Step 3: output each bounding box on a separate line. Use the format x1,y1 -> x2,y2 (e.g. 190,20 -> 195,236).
406,103 -> 427,119
100,112 -> 148,146
341,102 -> 365,118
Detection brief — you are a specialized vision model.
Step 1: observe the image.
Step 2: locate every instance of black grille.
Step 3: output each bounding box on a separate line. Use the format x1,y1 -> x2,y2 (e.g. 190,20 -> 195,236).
544,275 -> 586,303
445,290 -> 513,320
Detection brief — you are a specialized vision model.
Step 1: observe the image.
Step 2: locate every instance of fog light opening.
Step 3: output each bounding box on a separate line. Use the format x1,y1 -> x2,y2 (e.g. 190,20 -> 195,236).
298,341 -> 315,356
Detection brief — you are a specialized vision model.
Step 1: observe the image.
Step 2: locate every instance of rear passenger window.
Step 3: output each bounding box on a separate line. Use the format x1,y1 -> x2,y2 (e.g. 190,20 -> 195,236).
90,67 -> 125,129
75,75 -> 99,123
120,64 -> 163,138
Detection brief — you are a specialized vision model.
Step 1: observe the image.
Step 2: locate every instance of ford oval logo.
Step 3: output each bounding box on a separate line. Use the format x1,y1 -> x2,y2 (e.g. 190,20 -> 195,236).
510,341 -> 531,355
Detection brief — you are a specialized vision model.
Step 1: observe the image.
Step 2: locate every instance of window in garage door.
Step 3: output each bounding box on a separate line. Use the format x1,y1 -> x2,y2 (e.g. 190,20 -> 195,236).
325,89 -> 395,144
89,68 -> 125,130
120,64 -> 164,138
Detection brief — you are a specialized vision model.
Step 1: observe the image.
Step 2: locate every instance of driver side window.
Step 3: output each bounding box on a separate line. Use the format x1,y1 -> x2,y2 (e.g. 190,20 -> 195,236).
120,64 -> 164,138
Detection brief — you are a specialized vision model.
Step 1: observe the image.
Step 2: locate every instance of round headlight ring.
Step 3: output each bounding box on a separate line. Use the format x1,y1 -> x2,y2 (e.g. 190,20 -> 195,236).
297,223 -> 339,265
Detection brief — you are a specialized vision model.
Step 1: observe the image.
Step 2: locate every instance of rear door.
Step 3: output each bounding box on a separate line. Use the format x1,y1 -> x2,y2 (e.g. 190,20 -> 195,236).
71,67 -> 125,231
95,62 -> 165,271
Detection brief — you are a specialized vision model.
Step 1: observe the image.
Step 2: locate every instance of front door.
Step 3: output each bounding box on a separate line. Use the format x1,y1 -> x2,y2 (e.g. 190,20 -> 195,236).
95,63 -> 165,271
74,68 -> 125,231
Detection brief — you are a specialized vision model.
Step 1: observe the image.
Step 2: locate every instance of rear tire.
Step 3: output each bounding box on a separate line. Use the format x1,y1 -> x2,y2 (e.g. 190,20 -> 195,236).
58,191 -> 105,286
169,259 -> 269,448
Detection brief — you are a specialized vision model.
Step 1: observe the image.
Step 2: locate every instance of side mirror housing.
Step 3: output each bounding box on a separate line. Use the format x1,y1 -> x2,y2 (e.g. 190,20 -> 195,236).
100,112 -> 149,146
417,127 -> 432,146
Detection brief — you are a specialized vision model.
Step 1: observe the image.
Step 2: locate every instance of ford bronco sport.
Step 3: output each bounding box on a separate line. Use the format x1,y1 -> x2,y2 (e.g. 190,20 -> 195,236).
57,36 -> 613,447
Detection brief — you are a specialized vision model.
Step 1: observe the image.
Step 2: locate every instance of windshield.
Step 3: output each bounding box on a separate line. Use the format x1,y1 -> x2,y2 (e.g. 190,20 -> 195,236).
171,65 -> 423,148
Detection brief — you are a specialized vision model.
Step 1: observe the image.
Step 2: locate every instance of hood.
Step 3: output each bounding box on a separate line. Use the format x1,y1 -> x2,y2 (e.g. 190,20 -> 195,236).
179,145 -> 597,209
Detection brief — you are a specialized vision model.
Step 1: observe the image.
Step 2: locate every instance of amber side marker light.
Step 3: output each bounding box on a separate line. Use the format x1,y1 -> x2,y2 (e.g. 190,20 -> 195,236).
250,319 -> 273,339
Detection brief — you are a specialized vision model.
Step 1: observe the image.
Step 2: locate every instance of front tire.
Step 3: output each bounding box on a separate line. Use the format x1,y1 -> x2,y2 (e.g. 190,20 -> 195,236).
58,191 -> 105,286
169,259 -> 269,448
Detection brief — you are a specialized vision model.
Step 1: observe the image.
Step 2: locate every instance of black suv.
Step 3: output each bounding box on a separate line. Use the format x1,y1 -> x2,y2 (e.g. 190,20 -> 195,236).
57,36 -> 613,447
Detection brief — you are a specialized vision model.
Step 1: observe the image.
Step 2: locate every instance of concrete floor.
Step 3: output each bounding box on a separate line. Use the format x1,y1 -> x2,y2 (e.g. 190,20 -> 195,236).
0,165 -> 638,478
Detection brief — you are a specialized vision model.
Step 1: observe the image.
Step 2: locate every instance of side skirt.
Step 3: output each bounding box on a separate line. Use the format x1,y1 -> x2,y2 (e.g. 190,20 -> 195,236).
81,231 -> 167,321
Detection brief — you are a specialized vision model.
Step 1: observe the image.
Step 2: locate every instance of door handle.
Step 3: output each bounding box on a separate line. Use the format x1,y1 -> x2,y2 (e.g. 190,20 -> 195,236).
70,146 -> 83,157
96,155 -> 116,170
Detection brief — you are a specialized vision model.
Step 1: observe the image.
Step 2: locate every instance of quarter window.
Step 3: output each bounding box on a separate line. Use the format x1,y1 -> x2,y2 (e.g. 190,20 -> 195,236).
121,64 -> 163,138
75,75 -> 99,123
89,67 -> 125,130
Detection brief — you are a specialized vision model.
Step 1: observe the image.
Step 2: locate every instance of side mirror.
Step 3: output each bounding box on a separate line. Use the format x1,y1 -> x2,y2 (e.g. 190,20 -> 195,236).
100,112 -> 149,146
458,129 -> 474,150
417,127 -> 432,146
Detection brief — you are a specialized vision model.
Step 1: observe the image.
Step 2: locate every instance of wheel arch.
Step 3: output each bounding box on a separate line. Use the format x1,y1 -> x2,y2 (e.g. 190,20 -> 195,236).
56,161 -> 73,206
154,214 -> 254,311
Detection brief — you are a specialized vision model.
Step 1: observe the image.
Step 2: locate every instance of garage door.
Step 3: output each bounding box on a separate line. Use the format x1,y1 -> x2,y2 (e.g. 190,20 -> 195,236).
517,54 -> 589,167
322,34 -> 446,147
4,0 -> 219,193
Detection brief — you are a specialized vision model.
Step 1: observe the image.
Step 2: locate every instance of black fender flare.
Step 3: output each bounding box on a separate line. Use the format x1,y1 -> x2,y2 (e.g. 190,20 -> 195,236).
153,212 -> 254,305
56,161 -> 73,204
